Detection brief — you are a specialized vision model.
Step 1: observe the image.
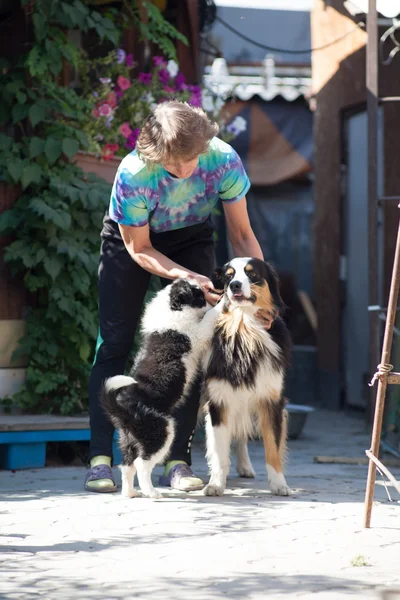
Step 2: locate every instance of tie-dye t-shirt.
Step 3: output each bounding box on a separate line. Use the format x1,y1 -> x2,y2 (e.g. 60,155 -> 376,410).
109,137 -> 250,233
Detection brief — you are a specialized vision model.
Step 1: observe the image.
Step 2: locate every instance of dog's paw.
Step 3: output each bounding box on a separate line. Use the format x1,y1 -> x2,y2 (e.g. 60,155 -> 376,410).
203,483 -> 225,496
237,464 -> 256,479
269,482 -> 291,496
146,490 -> 163,500
121,489 -> 139,498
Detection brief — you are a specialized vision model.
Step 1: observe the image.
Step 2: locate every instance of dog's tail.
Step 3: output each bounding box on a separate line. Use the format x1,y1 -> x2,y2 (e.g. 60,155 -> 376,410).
101,375 -> 137,430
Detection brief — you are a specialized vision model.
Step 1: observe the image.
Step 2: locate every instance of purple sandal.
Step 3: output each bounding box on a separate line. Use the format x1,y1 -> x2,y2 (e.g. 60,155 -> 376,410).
84,464 -> 117,493
159,463 -> 204,492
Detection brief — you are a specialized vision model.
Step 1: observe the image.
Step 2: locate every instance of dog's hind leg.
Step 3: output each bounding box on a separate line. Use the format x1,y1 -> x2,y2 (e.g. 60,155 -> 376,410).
203,407 -> 231,496
259,399 -> 291,496
120,463 -> 139,498
134,457 -> 162,499
235,438 -> 256,478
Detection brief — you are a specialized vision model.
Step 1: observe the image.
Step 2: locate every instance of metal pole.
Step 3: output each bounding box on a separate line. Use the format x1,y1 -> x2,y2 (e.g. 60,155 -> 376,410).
367,0 -> 379,424
364,212 -> 400,527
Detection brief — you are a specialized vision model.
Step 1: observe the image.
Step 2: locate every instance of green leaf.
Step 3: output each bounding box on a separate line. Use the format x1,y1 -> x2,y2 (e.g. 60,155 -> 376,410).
26,46 -> 47,77
7,159 -> 23,183
62,138 -> 79,159
30,197 -> 72,230
29,104 -> 45,128
32,12 -> 47,41
12,103 -> 29,123
44,256 -> 63,280
29,137 -> 45,159
79,341 -> 91,362
44,138 -> 62,164
0,209 -> 22,232
22,164 -> 42,189
0,103 -> 10,126
16,91 -> 27,104
0,134 -> 12,152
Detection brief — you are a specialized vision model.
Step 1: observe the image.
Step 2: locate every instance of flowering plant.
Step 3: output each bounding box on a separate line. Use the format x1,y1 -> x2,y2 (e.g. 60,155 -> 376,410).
79,49 -> 246,161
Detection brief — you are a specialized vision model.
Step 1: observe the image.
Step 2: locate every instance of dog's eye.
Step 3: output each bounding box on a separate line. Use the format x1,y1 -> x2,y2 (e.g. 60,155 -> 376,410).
248,271 -> 258,281
225,272 -> 233,281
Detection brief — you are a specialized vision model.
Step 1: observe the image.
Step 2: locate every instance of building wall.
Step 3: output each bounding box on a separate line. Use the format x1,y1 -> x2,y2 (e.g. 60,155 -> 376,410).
311,0 -> 400,408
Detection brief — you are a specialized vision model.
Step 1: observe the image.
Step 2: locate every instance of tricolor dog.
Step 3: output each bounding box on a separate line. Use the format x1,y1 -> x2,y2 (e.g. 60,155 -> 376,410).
202,258 -> 292,497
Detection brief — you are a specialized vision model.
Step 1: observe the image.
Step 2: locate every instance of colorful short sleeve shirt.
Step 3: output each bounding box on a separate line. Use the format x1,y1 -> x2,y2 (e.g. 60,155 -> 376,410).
109,137 -> 250,233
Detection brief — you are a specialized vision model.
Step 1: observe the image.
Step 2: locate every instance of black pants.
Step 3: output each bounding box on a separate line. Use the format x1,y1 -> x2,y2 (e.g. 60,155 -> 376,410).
88,215 -> 215,464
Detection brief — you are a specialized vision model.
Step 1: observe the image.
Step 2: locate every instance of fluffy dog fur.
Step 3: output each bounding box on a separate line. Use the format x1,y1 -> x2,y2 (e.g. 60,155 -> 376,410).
202,257 -> 292,497
101,279 -> 221,499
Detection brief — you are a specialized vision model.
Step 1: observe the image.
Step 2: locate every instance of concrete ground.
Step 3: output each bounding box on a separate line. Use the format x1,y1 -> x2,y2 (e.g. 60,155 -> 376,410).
1,409 -> 399,600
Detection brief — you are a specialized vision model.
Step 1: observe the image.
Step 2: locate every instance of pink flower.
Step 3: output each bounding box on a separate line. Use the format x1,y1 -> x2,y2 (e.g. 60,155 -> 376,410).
98,103 -> 112,117
117,75 -> 131,91
153,56 -> 166,66
163,86 -> 175,93
106,92 -> 117,109
92,107 -> 99,118
119,123 -> 133,138
125,128 -> 140,150
126,53 -> 134,67
139,72 -> 152,85
102,143 -> 119,161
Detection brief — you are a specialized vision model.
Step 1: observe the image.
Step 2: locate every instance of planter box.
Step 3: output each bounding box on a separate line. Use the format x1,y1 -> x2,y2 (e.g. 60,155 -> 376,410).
74,152 -> 122,185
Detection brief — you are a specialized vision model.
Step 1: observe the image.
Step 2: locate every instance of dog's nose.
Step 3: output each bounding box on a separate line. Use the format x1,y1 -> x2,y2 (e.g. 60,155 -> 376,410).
230,280 -> 242,293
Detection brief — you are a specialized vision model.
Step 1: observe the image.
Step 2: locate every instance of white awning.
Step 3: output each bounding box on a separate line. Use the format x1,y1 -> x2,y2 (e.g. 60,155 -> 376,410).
344,0 -> 400,18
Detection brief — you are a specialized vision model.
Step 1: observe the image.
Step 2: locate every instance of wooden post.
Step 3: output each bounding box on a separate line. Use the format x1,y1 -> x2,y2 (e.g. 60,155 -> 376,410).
364,211 -> 400,527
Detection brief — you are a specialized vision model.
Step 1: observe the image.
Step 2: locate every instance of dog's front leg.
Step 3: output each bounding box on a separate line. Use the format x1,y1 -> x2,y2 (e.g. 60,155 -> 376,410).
198,299 -> 224,345
203,408 -> 231,496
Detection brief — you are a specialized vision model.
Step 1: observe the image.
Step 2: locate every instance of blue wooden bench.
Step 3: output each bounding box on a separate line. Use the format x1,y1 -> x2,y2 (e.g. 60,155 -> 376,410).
0,415 -> 122,470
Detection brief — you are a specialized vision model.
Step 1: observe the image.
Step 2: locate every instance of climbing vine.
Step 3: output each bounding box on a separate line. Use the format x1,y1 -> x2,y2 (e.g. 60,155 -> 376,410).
0,0 -> 187,414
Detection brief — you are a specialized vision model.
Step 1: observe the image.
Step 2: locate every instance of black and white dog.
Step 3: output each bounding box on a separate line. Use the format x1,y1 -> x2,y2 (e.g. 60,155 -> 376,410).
101,279 -> 220,499
202,258 -> 292,497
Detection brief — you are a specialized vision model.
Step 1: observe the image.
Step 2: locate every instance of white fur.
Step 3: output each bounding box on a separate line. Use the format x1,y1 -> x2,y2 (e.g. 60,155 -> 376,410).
236,438 -> 256,478
203,412 -> 231,496
105,375 -> 135,392
225,257 -> 252,301
267,465 -> 291,496
135,419 -> 175,499
120,463 -> 138,498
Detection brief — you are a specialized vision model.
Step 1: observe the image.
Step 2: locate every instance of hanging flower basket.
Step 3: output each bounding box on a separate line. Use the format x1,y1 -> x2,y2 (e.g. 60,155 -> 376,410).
78,50 -> 244,163
73,151 -> 121,185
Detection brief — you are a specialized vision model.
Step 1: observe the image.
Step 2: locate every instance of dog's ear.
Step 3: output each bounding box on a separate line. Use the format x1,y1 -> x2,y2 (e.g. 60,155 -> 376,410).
169,280 -> 193,311
211,267 -> 225,292
264,261 -> 285,312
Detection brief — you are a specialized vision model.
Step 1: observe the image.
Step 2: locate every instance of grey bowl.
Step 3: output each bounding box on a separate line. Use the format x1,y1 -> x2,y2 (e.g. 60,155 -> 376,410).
286,403 -> 314,439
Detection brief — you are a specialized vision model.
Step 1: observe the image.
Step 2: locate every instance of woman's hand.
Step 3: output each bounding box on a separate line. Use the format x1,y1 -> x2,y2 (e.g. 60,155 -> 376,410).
191,274 -> 222,306
256,309 -> 274,330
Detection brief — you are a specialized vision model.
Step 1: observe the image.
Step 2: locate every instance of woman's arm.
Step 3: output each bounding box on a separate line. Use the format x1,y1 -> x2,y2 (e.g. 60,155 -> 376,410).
223,197 -> 263,260
119,223 -> 219,304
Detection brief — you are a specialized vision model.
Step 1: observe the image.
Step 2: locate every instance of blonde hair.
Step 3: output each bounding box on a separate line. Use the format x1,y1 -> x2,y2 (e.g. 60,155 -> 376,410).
136,101 -> 219,165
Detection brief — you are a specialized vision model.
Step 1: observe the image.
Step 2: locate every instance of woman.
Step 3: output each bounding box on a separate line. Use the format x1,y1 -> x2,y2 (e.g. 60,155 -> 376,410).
85,100 -> 265,493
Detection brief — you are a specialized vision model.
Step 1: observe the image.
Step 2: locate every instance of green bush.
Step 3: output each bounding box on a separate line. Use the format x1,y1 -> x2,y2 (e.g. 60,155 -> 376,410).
0,0 -> 185,414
